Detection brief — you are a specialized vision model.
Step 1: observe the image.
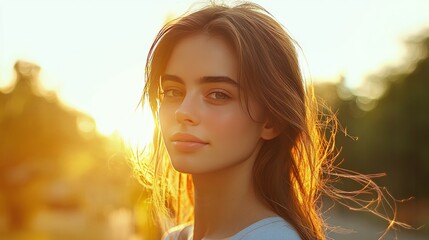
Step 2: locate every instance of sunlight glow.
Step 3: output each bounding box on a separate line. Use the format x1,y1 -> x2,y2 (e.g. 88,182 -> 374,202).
116,104 -> 155,149
1,0 -> 428,144
88,63 -> 154,147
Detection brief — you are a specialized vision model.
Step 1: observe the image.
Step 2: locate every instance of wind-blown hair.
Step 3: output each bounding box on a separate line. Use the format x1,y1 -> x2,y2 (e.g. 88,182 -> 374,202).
136,2 -> 404,240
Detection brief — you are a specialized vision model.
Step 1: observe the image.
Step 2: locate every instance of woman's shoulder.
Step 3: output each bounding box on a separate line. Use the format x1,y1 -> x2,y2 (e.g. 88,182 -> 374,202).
163,217 -> 301,240
162,223 -> 193,240
231,216 -> 301,240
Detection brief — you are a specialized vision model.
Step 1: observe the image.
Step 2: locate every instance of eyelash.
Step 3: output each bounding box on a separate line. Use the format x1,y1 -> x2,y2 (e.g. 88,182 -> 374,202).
161,88 -> 184,98
207,90 -> 231,100
160,87 -> 232,102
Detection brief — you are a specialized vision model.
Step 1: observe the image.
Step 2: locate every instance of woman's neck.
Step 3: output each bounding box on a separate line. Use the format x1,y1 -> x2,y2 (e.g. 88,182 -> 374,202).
191,156 -> 276,240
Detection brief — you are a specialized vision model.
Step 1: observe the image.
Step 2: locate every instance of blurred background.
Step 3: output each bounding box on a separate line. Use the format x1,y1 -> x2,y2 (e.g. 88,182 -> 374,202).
0,0 -> 428,239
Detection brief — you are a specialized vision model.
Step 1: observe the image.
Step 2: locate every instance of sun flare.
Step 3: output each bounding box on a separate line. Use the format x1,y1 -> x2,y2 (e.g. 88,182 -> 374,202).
85,64 -> 155,148
116,104 -> 155,149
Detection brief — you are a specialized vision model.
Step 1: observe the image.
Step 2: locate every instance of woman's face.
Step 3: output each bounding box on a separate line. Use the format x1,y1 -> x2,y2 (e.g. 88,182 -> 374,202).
159,34 -> 272,174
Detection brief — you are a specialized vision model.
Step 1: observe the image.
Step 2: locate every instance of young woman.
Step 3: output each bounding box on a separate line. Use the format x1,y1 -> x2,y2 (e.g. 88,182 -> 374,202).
137,2 -> 399,240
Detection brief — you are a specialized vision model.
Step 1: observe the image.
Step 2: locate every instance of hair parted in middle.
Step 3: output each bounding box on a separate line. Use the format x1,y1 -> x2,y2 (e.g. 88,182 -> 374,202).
137,2 -> 404,240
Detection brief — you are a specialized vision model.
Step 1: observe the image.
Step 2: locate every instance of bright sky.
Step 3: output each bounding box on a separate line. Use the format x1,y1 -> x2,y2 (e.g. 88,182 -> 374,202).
1,0 -> 428,144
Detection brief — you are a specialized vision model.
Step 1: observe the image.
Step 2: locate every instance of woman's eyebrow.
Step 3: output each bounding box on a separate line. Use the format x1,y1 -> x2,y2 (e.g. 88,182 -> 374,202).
160,74 -> 183,84
160,74 -> 238,87
200,76 -> 238,87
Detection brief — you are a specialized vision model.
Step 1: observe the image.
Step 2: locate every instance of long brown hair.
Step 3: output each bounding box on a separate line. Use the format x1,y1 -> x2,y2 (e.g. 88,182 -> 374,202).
136,2 -> 404,239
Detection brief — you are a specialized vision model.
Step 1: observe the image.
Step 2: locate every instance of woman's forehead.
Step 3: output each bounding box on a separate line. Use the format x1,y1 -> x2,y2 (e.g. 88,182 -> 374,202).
164,34 -> 238,81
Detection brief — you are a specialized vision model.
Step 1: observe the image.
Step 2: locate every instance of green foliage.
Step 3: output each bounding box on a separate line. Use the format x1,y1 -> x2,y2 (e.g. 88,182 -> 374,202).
315,32 -> 429,200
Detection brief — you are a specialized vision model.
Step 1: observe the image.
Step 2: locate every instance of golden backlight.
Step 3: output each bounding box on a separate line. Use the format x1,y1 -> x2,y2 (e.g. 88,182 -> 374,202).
1,1 -> 429,239
1,0 -> 428,145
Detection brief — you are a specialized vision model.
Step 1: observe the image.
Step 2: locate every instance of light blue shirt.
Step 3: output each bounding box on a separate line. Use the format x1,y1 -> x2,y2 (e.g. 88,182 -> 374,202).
164,216 -> 301,240
230,217 -> 301,240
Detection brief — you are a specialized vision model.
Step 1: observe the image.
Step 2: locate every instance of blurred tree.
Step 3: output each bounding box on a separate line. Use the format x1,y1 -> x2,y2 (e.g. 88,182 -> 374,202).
315,31 -> 429,228
368,34 -> 428,196
0,61 -> 156,239
0,61 -> 80,230
316,31 -> 429,199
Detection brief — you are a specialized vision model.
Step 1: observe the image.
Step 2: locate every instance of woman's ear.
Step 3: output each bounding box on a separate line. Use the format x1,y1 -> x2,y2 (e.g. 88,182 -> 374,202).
261,120 -> 280,140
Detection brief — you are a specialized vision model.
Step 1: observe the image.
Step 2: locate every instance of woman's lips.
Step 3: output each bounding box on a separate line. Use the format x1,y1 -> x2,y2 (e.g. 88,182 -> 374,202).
170,133 -> 208,152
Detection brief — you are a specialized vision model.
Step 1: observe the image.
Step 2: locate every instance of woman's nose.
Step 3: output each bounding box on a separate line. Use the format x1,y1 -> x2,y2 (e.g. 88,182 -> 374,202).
175,94 -> 200,125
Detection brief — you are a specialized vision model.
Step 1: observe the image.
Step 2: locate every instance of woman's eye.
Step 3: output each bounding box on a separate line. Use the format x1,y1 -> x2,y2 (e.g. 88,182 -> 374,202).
207,91 -> 230,100
164,89 -> 184,98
